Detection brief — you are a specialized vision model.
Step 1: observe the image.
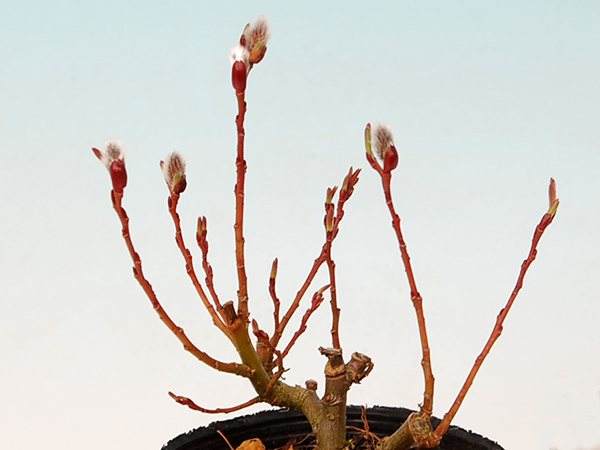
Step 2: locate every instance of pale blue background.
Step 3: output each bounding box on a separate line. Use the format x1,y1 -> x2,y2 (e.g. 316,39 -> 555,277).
1,1 -> 599,449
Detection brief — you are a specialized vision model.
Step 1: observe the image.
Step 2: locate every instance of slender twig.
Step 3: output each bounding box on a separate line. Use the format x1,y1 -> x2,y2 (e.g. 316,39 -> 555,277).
324,252 -> 340,349
234,90 -> 250,321
265,365 -> 288,395
333,168 -> 361,238
365,124 -> 435,415
251,318 -> 276,368
216,430 -> 236,450
251,319 -> 288,387
111,190 -> 252,378
328,168 -> 360,349
196,216 -> 227,323
280,285 -> 330,360
168,391 -> 261,414
269,258 -> 281,333
433,207 -> 558,440
272,170 -> 359,350
271,247 -> 327,349
324,186 -> 341,349
380,172 -> 435,415
168,195 -> 231,339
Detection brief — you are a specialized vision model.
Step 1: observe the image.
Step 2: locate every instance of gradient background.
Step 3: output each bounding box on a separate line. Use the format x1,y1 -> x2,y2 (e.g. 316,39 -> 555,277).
1,1 -> 599,449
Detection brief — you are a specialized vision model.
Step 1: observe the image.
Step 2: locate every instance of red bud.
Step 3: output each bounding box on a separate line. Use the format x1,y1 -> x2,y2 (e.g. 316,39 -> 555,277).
92,147 -> 103,161
232,60 -> 247,92
110,160 -> 127,193
383,145 -> 399,173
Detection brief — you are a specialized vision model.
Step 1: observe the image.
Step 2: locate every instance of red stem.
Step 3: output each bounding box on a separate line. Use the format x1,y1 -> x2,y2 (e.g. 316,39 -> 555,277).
271,248 -> 327,349
234,90 -> 250,321
381,173 -> 435,416
269,258 -> 281,333
280,285 -> 329,360
168,195 -> 231,339
168,391 -> 261,414
197,216 -> 227,325
433,212 -> 557,439
110,190 -> 251,377
325,250 -> 341,349
271,169 -> 359,351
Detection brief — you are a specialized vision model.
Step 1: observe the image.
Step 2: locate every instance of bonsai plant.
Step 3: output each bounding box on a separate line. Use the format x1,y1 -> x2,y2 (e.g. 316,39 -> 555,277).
92,15 -> 559,450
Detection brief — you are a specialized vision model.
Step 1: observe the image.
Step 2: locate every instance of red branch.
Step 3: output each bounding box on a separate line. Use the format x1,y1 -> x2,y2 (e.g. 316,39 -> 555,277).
168,195 -> 231,339
234,90 -> 250,321
327,168 -> 361,349
252,319 -> 288,389
433,209 -> 558,440
110,190 -> 251,378
168,391 -> 261,414
196,216 -> 226,322
271,247 -> 326,349
252,318 -> 276,368
271,169 -> 359,351
378,170 -> 435,416
324,186 -> 340,349
324,253 -> 340,349
269,258 -> 281,333
281,285 -> 330,360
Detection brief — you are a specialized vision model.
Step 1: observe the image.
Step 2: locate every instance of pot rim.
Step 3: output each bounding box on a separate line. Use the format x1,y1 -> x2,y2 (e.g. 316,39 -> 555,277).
162,405 -> 504,450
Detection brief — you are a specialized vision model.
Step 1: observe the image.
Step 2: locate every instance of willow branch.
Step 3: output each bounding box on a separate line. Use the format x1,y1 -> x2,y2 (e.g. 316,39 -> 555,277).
251,319 -> 288,392
328,168 -> 360,349
168,391 -> 261,414
111,190 -> 251,378
272,169 -> 359,350
269,258 -> 281,333
196,216 -> 227,323
433,206 -> 559,440
271,247 -> 326,349
234,90 -> 250,321
168,195 -> 231,339
369,156 -> 434,415
324,187 -> 341,349
280,285 -> 329,360
325,251 -> 340,349
252,318 -> 276,369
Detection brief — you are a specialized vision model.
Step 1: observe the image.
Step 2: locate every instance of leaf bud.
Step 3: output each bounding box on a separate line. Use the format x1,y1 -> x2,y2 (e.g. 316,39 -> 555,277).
270,258 -> 278,279
326,186 -> 338,205
325,206 -> 335,232
547,178 -> 559,217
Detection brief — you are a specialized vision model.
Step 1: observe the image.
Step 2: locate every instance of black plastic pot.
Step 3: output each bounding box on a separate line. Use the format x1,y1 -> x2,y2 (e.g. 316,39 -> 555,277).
162,405 -> 504,450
